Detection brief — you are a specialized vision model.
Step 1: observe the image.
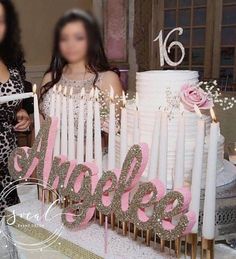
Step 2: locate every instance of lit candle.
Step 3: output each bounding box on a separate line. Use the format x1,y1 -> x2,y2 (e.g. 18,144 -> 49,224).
0,92 -> 33,104
50,85 -> 57,117
148,109 -> 162,180
133,93 -> 140,144
86,88 -> 94,162
108,86 -> 116,170
68,87 -> 75,160
61,86 -> 68,156
94,87 -> 103,176
174,104 -> 185,189
120,91 -> 128,167
33,84 -> 40,136
158,109 -> 168,187
54,85 -> 62,156
202,108 -> 219,239
77,88 -> 85,163
189,105 -> 205,233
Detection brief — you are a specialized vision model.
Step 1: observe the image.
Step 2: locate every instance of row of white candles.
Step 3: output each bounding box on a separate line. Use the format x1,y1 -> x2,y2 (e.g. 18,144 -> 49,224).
0,85 -> 218,239
50,85 -> 119,176
146,103 -> 218,239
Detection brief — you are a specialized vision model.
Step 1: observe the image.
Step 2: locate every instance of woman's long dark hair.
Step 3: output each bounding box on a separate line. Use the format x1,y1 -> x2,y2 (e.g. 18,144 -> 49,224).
40,9 -> 119,101
0,0 -> 25,80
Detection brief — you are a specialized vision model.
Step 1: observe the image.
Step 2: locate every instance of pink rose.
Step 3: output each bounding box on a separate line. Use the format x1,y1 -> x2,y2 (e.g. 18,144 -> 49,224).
180,84 -> 213,112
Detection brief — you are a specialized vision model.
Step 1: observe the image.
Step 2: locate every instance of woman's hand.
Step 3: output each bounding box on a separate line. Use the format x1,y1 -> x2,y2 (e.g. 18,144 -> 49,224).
14,109 -> 31,132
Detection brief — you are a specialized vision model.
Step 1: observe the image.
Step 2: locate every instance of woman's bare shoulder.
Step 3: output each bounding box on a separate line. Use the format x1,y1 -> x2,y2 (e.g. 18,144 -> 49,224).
100,71 -> 122,94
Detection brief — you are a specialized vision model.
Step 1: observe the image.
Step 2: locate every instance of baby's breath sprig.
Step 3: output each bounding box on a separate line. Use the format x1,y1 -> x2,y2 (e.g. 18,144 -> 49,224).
199,80 -> 236,111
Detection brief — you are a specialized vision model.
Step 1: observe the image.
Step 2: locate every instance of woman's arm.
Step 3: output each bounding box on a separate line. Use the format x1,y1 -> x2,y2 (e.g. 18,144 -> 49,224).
40,72 -> 52,122
100,71 -> 123,116
100,71 -> 123,99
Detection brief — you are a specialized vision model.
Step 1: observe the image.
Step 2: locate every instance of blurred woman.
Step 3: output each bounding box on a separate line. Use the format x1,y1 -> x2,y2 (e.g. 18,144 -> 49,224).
40,9 -> 122,130
0,0 -> 31,217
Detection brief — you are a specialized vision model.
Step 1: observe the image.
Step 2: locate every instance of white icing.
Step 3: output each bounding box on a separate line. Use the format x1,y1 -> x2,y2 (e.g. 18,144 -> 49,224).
136,70 -> 199,109
116,70 -> 225,189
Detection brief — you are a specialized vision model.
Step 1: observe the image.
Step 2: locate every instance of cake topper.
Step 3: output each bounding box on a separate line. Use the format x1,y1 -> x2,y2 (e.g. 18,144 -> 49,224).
154,27 -> 185,67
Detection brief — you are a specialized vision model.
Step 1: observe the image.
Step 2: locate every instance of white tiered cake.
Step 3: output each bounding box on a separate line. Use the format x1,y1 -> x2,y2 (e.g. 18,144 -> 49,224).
116,70 -> 225,188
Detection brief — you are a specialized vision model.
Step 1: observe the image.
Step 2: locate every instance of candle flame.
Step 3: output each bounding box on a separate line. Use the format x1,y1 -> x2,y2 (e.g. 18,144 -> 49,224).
135,92 -> 139,110
33,84 -> 37,94
89,87 -> 94,100
194,104 -> 202,119
63,86 -> 67,96
122,91 -> 126,107
58,85 -> 62,93
110,85 -> 114,102
69,87 -> 73,97
80,87 -> 85,99
94,87 -> 99,101
210,108 -> 217,122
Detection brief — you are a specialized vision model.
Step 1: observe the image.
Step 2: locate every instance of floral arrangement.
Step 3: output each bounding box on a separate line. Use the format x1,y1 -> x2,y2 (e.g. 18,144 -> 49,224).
180,84 -> 213,112
180,80 -> 236,112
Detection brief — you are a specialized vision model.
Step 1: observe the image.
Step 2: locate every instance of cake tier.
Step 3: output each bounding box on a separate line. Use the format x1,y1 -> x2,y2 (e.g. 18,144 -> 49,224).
136,70 -> 199,109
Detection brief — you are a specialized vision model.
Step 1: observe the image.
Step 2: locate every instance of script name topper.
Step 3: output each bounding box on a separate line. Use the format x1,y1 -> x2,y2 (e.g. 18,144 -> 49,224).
8,117 -> 195,240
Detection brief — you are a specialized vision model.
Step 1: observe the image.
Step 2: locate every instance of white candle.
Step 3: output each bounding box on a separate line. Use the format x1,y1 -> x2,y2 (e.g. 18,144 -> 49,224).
108,86 -> 116,170
0,92 -> 33,104
148,110 -> 162,180
189,105 -> 205,233
120,91 -> 128,167
33,84 -> 40,136
174,105 -> 185,189
54,85 -> 62,156
68,87 -> 75,160
133,93 -> 140,144
158,109 -> 168,187
61,86 -> 68,156
86,88 -> 94,162
94,88 -> 103,176
50,85 -> 57,116
77,88 -> 85,163
202,108 -> 219,239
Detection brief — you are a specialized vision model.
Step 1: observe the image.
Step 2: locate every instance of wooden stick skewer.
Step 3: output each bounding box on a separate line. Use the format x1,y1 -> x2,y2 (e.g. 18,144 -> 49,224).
134,225 -> 138,240
122,222 -> 127,236
186,233 -> 198,259
110,213 -> 115,230
146,230 -> 151,246
160,239 -> 165,252
99,212 -> 104,226
175,237 -> 181,258
201,238 -> 214,259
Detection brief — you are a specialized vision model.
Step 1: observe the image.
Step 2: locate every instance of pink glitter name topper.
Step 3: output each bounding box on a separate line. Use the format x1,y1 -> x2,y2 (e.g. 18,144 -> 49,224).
8,117 -> 195,240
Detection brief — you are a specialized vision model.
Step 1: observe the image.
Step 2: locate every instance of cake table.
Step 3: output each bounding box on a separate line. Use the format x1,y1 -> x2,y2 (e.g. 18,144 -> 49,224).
5,200 -> 176,259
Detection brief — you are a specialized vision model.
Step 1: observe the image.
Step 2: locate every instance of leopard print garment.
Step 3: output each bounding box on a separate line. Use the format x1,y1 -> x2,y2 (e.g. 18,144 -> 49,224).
0,68 -> 23,218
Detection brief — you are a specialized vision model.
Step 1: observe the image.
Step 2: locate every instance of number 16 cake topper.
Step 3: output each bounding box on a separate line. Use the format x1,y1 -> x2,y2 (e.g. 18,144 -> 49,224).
154,27 -> 185,67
